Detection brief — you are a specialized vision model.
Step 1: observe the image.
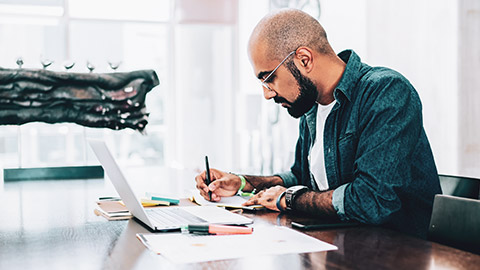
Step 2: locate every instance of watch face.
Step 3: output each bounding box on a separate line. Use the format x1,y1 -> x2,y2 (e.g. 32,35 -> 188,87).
285,188 -> 294,210
285,186 -> 308,211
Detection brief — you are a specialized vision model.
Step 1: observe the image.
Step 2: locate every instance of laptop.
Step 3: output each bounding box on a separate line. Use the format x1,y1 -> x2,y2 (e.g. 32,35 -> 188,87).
89,139 -> 253,231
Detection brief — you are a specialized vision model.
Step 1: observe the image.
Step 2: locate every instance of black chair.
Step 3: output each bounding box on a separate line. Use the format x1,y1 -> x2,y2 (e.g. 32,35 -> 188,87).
429,175 -> 480,254
428,194 -> 480,254
438,174 -> 480,199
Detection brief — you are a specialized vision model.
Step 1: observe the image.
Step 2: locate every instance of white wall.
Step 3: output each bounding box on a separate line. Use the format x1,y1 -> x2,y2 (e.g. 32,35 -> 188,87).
458,0 -> 480,177
363,0 -> 460,176
283,0 -> 479,178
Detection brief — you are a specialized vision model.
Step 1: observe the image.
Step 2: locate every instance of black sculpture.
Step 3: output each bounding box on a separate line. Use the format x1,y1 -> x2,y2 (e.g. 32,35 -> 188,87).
0,68 -> 159,132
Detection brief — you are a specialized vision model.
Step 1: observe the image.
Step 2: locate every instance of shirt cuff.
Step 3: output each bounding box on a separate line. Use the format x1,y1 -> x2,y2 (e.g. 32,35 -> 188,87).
275,171 -> 298,187
332,183 -> 349,221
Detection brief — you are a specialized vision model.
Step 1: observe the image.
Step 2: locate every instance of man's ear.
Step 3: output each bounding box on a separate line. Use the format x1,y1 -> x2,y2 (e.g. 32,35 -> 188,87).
295,47 -> 314,73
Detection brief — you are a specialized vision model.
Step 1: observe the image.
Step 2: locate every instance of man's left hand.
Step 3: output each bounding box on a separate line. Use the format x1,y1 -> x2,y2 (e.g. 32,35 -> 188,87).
243,185 -> 286,211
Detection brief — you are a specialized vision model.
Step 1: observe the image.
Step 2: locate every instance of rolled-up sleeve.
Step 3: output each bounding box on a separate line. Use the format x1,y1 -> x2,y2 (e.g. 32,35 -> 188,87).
276,171 -> 298,187
332,183 -> 349,220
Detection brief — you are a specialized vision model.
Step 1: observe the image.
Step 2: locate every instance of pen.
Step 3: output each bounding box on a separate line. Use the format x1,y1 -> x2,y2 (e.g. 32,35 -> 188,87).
187,224 -> 253,235
205,156 -> 212,201
98,196 -> 121,201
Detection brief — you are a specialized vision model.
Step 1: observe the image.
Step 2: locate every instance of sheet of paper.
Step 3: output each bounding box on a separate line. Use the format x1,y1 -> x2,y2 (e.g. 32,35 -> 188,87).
190,190 -> 264,210
137,226 -> 337,264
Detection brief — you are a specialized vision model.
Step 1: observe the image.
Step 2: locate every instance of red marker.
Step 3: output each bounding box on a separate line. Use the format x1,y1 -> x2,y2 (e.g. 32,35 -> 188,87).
187,224 -> 253,235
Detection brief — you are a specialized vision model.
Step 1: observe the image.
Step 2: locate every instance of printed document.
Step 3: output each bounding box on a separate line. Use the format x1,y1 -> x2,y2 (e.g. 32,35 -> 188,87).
137,226 -> 337,263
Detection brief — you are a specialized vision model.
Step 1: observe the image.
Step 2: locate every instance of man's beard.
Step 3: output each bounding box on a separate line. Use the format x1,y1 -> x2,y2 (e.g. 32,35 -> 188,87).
274,61 -> 318,118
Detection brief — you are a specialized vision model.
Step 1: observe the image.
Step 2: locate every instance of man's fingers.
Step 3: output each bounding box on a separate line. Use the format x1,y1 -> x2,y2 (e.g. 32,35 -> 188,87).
211,193 -> 222,202
195,172 -> 206,187
196,183 -> 209,195
196,169 -> 243,202
198,188 -> 210,200
209,177 -> 239,196
209,177 -> 228,190
243,197 -> 258,206
208,182 -> 217,192
243,192 -> 262,206
195,172 -> 212,194
243,188 -> 281,211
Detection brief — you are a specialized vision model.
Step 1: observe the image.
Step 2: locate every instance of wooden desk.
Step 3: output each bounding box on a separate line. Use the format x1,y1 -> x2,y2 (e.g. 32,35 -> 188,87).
1,178 -> 479,270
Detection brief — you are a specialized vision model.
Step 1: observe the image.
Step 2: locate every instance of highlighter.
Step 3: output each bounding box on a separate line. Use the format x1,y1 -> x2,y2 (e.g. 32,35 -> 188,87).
187,224 -> 253,235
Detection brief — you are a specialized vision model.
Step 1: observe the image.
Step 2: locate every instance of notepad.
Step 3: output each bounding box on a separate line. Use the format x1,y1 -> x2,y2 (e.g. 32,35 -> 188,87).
190,191 -> 264,210
94,199 -> 170,221
94,200 -> 133,220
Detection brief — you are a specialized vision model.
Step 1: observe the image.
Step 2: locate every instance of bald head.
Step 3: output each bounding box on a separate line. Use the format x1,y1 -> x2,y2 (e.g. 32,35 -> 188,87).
249,8 -> 334,61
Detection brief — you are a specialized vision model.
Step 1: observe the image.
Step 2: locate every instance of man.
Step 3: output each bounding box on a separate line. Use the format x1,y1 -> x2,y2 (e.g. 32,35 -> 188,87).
195,8 -> 441,238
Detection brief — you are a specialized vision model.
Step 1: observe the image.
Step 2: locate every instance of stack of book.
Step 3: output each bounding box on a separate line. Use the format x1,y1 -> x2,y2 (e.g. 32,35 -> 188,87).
94,194 -> 180,221
94,200 -> 133,220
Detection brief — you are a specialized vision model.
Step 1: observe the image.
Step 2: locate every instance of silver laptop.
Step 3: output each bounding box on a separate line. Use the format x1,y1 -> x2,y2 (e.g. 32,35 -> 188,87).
89,139 -> 252,231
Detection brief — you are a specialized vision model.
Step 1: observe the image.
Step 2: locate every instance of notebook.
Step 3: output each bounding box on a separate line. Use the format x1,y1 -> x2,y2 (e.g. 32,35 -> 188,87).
190,191 -> 264,210
89,139 -> 253,231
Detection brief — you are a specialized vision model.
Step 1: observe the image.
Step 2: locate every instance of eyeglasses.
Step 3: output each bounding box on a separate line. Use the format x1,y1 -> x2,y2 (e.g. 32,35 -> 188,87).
260,50 -> 296,91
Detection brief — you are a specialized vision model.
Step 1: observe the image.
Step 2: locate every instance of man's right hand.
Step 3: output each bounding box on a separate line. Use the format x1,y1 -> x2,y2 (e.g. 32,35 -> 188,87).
194,169 -> 242,202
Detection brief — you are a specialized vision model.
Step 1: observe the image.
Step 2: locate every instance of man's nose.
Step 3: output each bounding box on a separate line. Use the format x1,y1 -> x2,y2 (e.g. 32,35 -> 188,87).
263,87 -> 277,100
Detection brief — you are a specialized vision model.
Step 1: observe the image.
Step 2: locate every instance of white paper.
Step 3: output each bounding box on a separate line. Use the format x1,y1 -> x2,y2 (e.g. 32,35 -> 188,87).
137,226 -> 337,264
191,190 -> 264,210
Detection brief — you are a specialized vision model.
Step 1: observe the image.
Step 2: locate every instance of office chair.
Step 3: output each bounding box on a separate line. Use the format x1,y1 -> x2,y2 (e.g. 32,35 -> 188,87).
438,174 -> 480,199
428,194 -> 480,254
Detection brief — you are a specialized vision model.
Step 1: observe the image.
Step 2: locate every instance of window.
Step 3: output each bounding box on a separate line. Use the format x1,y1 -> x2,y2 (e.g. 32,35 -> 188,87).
0,0 -> 293,177
0,0 -> 170,168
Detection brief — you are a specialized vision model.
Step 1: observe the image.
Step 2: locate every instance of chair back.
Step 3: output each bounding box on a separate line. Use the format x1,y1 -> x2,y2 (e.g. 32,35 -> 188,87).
438,174 -> 480,199
428,194 -> 480,254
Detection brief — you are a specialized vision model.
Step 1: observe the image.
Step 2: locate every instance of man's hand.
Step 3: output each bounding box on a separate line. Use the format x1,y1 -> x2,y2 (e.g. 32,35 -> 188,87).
195,169 -> 241,202
243,185 -> 286,211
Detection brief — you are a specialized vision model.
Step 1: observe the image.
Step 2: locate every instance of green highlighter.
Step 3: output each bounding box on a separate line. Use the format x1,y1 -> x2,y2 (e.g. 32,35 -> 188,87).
145,192 -> 180,205
239,191 -> 255,197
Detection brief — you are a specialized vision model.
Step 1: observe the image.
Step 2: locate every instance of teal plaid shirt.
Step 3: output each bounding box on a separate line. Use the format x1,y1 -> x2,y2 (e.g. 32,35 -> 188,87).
277,50 -> 442,238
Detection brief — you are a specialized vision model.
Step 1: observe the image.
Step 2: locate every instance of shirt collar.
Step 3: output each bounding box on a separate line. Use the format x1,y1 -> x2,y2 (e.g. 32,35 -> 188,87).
334,49 -> 363,103
305,102 -> 318,119
303,49 -> 361,119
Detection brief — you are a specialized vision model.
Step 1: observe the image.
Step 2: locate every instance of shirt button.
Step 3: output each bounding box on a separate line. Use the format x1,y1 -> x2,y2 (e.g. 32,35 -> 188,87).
328,148 -> 331,153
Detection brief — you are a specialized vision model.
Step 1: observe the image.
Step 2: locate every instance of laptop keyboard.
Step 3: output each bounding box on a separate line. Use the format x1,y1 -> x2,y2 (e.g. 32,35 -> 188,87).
146,207 -> 206,228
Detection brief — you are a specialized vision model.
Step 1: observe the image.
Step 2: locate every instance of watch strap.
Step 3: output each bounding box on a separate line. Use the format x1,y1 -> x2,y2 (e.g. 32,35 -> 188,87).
276,191 -> 286,212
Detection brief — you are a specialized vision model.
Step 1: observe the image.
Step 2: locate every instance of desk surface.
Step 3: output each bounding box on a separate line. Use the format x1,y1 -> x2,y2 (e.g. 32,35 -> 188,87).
1,176 -> 479,270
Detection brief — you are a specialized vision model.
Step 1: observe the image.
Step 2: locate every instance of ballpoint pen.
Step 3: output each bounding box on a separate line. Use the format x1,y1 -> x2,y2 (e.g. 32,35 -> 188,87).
98,196 -> 121,201
205,156 -> 212,200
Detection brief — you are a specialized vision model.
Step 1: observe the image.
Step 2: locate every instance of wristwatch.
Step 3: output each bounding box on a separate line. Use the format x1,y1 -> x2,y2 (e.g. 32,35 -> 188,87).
285,185 -> 309,211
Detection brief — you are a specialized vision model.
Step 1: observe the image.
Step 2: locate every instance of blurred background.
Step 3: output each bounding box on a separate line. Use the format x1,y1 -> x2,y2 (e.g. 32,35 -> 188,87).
0,0 -> 478,182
